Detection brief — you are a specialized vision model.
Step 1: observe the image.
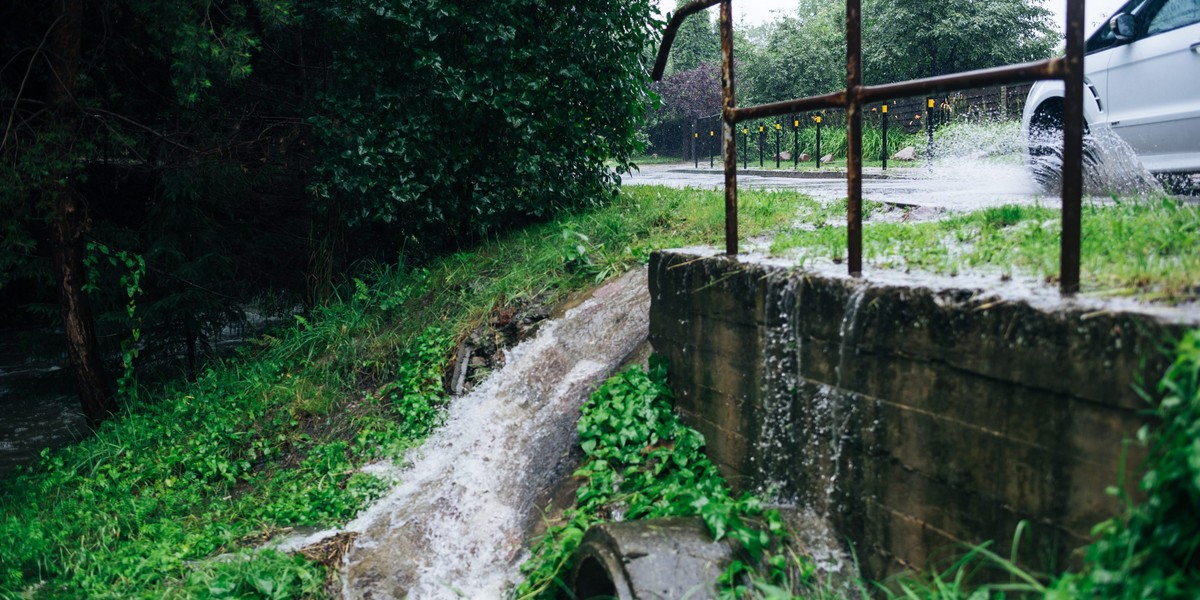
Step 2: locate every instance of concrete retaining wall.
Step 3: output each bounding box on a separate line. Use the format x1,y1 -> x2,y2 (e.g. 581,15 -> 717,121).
647,249 -> 1197,579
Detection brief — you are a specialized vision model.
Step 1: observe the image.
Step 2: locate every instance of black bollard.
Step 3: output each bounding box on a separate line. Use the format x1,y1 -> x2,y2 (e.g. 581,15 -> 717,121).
926,98 -> 934,166
792,117 -> 799,168
815,115 -> 822,169
700,130 -> 710,169
693,131 -> 698,169
881,104 -> 889,171
774,123 -> 781,169
758,124 -> 764,168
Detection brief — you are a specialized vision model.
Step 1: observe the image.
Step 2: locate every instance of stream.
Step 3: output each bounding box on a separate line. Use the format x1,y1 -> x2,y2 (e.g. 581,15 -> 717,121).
275,268 -> 651,599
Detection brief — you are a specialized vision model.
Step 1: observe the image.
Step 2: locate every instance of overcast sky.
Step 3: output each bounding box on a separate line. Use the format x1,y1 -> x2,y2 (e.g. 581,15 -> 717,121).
660,0 -> 1131,35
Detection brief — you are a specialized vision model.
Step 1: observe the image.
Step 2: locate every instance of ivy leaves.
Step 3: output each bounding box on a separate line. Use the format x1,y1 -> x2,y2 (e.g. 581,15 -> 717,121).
1055,331 -> 1200,599
517,357 -> 804,599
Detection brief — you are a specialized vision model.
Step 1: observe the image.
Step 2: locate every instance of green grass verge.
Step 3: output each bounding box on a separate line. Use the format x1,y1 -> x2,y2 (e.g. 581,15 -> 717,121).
0,186 -> 802,598
770,197 -> 1200,302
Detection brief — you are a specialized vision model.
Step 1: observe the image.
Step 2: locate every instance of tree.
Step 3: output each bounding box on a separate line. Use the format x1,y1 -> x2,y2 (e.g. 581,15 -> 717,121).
863,0 -> 1057,83
1,0 -> 295,424
669,0 -> 720,73
305,0 -> 658,248
649,62 -> 722,159
732,0 -> 1057,105
655,63 -> 723,122
3,0 -> 659,426
740,2 -> 846,106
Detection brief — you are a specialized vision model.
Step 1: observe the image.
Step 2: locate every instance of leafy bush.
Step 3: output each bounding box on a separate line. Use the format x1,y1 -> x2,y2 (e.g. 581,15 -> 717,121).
306,0 -> 660,244
515,357 -> 803,599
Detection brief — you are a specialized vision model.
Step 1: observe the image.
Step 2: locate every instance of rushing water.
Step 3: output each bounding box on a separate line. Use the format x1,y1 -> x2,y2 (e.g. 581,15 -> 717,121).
0,304 -> 299,478
0,330 -> 87,478
274,268 -> 650,599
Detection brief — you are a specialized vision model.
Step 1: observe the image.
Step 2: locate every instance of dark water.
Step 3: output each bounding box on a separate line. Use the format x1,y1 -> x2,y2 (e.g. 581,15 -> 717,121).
0,330 -> 87,478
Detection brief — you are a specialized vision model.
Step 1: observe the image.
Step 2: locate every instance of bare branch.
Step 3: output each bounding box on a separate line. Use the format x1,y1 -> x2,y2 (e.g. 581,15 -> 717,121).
1,14 -> 62,152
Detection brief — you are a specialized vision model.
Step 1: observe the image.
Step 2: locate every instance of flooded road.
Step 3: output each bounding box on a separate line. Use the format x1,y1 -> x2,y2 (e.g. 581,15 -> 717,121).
624,161 -> 1056,210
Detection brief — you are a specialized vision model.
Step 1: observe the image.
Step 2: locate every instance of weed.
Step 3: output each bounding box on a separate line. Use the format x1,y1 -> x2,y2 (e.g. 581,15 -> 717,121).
514,357 -> 806,599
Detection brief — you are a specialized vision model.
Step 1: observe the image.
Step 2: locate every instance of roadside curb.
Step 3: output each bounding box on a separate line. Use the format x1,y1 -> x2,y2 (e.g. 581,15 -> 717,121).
672,168 -> 895,180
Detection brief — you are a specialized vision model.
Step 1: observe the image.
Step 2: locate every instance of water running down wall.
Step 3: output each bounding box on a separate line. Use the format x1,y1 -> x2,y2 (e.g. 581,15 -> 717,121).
648,249 -> 1198,580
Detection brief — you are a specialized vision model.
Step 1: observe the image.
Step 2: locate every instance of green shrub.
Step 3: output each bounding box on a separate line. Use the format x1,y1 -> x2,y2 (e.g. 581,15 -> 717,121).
515,357 -> 803,599
1050,331 -> 1200,599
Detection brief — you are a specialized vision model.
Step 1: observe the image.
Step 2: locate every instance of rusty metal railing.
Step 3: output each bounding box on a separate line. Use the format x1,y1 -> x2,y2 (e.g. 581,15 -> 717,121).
653,0 -> 1086,295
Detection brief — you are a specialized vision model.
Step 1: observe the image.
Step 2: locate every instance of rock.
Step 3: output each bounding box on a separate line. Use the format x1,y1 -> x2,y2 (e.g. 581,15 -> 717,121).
892,146 -> 917,161
820,153 -> 834,164
775,151 -> 791,161
798,153 -> 812,162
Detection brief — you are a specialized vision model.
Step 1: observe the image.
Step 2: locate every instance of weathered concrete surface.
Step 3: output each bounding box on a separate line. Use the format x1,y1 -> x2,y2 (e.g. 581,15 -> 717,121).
571,518 -> 736,600
648,249 -> 1198,580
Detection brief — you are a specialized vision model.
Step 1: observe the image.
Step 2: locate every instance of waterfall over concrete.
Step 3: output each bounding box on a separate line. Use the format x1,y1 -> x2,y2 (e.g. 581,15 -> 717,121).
288,268 -> 649,599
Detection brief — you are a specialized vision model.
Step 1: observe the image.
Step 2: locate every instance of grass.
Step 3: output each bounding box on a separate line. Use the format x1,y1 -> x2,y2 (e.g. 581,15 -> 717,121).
627,153 -> 688,166
768,196 -> 1200,302
0,186 -> 803,598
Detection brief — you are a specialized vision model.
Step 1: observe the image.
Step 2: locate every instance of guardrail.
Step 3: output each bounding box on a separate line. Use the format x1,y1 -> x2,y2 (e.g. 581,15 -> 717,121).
653,0 -> 1086,294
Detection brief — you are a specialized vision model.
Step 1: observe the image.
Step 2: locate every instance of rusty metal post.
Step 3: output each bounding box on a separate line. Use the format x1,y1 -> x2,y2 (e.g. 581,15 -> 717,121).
846,0 -> 863,276
1060,0 -> 1084,294
719,0 -> 738,256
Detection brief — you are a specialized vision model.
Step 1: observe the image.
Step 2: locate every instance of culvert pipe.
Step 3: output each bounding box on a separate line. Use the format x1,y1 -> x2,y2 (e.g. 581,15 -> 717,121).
568,517 -> 737,600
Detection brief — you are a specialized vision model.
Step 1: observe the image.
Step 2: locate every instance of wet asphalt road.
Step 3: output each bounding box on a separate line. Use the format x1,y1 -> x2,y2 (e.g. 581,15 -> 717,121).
623,161 -> 1057,211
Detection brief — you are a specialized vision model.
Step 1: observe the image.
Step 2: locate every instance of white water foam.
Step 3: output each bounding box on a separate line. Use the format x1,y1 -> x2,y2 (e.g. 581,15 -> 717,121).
273,268 -> 650,599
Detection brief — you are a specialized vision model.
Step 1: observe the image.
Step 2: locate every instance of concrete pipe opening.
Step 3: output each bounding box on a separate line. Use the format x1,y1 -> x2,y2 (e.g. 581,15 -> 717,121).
567,517 -> 737,600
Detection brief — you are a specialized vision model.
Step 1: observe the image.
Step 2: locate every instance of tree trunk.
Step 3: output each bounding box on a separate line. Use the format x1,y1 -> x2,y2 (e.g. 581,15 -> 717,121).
46,0 -> 116,425
50,186 -> 116,424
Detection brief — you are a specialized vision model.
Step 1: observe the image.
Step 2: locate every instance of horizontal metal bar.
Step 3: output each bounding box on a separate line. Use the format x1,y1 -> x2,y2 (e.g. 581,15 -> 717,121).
857,59 -> 1065,104
652,0 -> 723,81
728,58 -> 1063,123
730,92 -> 846,122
